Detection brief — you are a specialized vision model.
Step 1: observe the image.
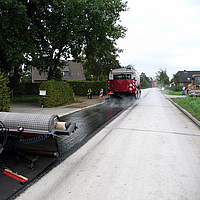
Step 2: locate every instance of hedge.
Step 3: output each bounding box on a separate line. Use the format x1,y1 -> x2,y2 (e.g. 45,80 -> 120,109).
0,71 -> 10,112
66,80 -> 107,96
39,80 -> 74,108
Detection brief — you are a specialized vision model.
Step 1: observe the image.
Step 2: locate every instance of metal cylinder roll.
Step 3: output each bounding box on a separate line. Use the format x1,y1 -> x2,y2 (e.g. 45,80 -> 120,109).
0,112 -> 59,131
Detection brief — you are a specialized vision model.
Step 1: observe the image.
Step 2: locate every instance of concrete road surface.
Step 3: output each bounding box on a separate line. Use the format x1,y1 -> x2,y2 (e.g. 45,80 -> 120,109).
16,88 -> 200,200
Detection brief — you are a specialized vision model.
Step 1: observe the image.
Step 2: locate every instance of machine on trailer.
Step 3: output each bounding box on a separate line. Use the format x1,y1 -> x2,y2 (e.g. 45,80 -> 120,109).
107,66 -> 142,100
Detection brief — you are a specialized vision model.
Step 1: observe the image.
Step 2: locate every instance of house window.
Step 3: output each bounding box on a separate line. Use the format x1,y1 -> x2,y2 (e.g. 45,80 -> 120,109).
180,83 -> 183,86
62,71 -> 69,78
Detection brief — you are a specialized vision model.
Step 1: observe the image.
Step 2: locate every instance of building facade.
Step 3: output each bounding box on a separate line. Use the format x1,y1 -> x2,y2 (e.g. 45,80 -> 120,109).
32,60 -> 86,83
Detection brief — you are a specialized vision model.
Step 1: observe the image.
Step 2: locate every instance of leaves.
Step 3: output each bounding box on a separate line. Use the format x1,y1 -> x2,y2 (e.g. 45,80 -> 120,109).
156,68 -> 170,88
0,0 -> 127,81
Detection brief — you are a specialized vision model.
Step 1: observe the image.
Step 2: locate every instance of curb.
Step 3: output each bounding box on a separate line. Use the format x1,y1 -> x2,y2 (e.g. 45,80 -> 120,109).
164,95 -> 200,129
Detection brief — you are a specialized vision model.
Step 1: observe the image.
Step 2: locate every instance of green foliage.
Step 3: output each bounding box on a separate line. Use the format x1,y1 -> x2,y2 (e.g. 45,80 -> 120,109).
140,72 -> 152,89
170,84 -> 182,92
0,71 -> 10,112
172,96 -> 200,121
0,1 -> 34,73
67,80 -> 107,96
171,73 -> 180,85
39,80 -> 74,108
13,96 -> 39,103
156,68 -> 170,88
0,0 -> 127,81
83,42 -> 122,80
141,79 -> 152,89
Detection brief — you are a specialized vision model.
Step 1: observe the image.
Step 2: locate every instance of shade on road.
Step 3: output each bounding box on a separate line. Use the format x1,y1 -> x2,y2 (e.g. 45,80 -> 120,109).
16,88 -> 200,200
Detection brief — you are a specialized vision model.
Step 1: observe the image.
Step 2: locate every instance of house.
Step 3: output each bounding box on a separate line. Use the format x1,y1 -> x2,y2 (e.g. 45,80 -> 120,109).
176,70 -> 200,88
32,60 -> 86,83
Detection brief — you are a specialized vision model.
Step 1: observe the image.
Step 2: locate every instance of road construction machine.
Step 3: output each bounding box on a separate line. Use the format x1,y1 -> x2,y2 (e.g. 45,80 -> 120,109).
107,66 -> 142,99
187,74 -> 200,97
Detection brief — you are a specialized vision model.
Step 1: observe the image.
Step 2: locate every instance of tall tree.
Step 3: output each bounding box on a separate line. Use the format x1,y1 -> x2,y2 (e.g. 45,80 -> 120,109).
27,0 -> 127,80
156,68 -> 170,88
171,73 -> 180,85
83,41 -> 122,80
0,1 -> 34,88
0,0 -> 127,82
140,72 -> 151,88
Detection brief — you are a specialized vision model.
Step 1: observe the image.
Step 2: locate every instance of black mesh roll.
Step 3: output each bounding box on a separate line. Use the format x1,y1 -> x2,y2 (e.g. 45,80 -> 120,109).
0,112 -> 59,131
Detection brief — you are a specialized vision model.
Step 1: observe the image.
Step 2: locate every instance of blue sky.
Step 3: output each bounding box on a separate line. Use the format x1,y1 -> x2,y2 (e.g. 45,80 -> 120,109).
117,0 -> 200,79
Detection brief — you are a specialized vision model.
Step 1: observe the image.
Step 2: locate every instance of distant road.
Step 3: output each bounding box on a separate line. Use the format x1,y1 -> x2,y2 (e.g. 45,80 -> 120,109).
16,88 -> 200,200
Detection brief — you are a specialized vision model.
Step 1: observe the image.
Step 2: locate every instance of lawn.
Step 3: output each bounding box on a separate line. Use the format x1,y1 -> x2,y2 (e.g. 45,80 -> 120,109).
171,96 -> 200,121
162,90 -> 182,95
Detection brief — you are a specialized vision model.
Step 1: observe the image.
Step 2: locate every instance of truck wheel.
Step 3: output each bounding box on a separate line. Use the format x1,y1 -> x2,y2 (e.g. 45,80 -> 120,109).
135,89 -> 141,99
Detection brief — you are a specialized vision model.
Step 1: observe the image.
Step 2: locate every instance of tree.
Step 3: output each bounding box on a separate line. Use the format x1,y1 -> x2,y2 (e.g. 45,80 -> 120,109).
140,72 -> 151,88
171,73 -> 180,85
83,42 -> 122,80
0,0 -> 127,82
0,1 -> 34,88
24,0 -> 127,80
156,68 -> 170,88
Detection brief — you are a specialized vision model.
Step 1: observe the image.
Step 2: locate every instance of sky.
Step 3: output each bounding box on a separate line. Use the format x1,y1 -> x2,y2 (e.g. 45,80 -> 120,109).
116,0 -> 200,80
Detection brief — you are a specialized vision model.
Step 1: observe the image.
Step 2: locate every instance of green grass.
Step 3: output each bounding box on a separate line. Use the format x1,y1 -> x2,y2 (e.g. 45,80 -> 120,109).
171,96 -> 200,121
162,90 -> 182,95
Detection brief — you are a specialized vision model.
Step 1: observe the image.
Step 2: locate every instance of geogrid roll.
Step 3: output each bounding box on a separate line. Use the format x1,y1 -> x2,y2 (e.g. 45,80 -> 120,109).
0,112 -> 59,131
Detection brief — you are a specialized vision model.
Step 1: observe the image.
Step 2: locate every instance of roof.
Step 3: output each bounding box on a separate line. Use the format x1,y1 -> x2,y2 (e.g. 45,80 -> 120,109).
176,70 -> 200,83
61,60 -> 86,81
32,60 -> 86,83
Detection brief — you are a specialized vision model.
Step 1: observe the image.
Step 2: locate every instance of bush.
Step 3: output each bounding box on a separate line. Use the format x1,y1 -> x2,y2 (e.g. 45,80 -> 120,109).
0,71 -> 10,112
38,80 -> 74,108
66,80 -> 107,96
170,85 -> 182,92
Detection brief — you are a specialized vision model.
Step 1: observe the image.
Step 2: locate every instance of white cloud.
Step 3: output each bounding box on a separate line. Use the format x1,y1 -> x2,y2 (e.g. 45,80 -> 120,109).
117,0 -> 200,79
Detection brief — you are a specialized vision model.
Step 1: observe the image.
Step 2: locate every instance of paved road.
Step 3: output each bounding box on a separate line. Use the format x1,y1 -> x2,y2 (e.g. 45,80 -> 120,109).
16,88 -> 200,200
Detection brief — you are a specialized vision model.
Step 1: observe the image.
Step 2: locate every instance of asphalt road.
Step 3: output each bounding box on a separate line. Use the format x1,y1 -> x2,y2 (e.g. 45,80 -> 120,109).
16,88 -> 200,200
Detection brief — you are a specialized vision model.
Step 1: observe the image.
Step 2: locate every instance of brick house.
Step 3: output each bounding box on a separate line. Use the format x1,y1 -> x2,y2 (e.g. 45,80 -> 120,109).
32,60 -> 86,83
176,70 -> 200,88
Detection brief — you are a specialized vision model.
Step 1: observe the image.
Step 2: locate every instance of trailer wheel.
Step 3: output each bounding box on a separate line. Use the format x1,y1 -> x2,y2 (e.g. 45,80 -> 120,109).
0,121 -> 7,148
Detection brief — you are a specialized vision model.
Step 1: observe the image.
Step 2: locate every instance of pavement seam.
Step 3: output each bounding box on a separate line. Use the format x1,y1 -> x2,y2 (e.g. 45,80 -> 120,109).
114,127 -> 200,137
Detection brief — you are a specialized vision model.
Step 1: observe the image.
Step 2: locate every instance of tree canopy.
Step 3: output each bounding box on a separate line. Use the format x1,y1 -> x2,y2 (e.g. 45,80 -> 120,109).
0,0 -> 128,84
140,72 -> 152,88
156,68 -> 170,88
171,73 -> 180,85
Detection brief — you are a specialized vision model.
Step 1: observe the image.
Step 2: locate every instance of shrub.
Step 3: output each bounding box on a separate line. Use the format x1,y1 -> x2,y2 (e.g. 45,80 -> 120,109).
66,80 -> 107,96
38,80 -> 74,108
0,71 -> 10,112
170,84 -> 182,92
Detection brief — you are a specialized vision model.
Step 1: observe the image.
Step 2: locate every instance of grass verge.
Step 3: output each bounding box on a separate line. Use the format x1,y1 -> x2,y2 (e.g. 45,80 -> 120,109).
162,90 -> 182,95
171,96 -> 200,121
